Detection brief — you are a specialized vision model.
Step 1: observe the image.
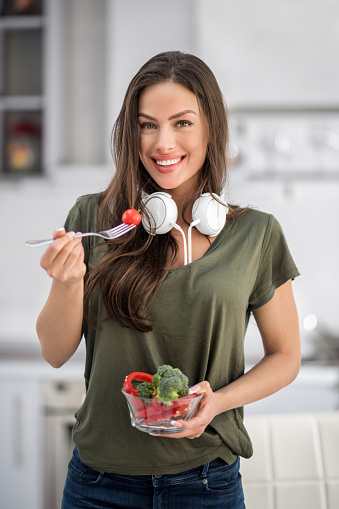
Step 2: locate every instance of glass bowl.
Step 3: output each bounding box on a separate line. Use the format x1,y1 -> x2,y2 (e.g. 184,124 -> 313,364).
121,388 -> 203,435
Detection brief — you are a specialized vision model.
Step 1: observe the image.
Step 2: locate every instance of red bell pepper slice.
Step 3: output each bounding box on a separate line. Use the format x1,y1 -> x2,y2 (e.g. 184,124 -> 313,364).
123,372 -> 153,396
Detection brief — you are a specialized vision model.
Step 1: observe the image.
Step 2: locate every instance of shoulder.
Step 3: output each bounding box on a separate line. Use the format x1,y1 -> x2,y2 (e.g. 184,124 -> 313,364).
75,192 -> 103,212
226,208 -> 287,249
65,192 -> 103,232
231,207 -> 274,231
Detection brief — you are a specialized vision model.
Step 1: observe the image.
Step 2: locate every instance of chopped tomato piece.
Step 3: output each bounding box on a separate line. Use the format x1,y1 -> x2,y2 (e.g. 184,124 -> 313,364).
135,395 -> 196,423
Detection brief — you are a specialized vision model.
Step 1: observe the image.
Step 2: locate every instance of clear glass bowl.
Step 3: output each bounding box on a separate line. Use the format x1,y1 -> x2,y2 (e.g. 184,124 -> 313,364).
121,388 -> 203,435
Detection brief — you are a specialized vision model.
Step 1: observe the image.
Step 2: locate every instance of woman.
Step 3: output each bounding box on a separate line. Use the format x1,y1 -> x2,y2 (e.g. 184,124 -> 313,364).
37,51 -> 300,508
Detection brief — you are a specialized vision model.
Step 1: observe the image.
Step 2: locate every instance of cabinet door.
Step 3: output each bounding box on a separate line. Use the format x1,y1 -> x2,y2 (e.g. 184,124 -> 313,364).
0,380 -> 43,509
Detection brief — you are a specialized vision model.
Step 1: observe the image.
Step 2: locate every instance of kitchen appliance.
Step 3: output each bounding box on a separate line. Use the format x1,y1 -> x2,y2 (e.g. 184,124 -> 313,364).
43,380 -> 85,509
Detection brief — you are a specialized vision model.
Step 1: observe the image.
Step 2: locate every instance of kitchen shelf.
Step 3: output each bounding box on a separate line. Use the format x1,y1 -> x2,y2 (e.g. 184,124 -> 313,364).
244,170 -> 339,182
0,96 -> 45,109
0,15 -> 45,29
0,1 -> 46,177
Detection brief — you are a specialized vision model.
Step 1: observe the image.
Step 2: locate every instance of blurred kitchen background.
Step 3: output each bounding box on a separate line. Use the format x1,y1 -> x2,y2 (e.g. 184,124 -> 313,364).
0,0 -> 338,507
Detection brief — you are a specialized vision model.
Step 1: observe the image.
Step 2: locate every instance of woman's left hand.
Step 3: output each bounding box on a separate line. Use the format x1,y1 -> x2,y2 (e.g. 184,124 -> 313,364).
152,381 -> 221,439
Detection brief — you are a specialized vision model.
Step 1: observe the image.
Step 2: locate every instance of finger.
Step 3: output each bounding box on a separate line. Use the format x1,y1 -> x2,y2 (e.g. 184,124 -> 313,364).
190,381 -> 211,395
63,242 -> 86,278
41,235 -> 82,279
40,233 -> 74,270
53,227 -> 66,240
150,427 -> 205,439
49,239 -> 84,280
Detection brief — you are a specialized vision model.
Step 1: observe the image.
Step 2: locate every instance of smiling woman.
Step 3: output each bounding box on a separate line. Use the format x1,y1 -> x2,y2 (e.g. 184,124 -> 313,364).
35,51 -> 300,509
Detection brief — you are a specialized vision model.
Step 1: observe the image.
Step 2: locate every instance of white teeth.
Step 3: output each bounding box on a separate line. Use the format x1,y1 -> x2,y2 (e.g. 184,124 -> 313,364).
156,157 -> 182,166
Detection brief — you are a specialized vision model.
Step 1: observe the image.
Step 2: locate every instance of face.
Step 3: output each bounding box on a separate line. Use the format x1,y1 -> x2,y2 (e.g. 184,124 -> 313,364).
138,81 -> 209,197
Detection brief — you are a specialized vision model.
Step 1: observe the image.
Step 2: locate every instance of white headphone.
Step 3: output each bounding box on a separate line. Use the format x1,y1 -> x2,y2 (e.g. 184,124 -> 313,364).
141,192 -> 228,265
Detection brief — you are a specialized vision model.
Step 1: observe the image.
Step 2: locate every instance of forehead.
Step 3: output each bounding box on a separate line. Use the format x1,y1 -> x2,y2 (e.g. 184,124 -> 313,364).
138,81 -> 200,114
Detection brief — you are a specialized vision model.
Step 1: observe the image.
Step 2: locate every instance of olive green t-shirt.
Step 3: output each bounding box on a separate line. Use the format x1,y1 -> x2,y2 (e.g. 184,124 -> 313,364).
64,193 -> 300,475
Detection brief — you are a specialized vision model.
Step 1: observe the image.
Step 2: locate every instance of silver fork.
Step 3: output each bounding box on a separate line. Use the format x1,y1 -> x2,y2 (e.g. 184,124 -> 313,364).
25,223 -> 137,248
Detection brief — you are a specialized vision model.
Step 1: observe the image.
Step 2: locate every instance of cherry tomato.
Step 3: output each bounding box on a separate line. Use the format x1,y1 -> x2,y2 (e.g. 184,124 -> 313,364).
122,209 -> 141,226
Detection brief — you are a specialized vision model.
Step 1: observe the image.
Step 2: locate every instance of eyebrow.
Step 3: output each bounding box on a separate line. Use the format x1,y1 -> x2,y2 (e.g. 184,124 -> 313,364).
137,109 -> 197,121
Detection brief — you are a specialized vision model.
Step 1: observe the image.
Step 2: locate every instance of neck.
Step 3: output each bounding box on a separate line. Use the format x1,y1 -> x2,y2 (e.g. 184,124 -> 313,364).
161,178 -> 199,224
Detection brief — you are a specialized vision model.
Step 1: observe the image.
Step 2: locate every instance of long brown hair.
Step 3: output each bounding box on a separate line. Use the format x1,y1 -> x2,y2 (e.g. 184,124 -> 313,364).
84,51 -> 239,332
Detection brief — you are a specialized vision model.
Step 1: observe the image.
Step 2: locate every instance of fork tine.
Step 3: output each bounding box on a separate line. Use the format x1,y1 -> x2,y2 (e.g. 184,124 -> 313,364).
110,224 -> 136,238
107,223 -> 133,234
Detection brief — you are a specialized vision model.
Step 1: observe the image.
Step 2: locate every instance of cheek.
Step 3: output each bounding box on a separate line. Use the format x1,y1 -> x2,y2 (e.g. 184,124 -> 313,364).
189,138 -> 208,163
139,134 -> 153,158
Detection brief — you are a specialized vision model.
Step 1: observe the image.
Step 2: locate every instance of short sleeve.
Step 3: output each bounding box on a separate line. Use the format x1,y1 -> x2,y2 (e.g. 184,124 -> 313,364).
63,193 -> 101,340
249,215 -> 300,310
64,193 -> 101,268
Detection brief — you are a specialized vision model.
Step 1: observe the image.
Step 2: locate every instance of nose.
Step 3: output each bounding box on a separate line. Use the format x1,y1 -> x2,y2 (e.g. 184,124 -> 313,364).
154,126 -> 176,153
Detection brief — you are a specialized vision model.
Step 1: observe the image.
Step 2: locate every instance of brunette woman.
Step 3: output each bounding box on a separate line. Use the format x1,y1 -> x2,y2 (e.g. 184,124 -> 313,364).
37,51 -> 300,509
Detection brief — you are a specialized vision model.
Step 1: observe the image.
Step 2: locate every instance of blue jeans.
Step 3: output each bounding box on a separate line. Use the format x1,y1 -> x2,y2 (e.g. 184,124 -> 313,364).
62,447 -> 245,509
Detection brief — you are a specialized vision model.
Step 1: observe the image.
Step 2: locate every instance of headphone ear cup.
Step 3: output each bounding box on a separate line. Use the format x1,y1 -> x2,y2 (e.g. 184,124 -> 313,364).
192,193 -> 228,236
141,192 -> 178,235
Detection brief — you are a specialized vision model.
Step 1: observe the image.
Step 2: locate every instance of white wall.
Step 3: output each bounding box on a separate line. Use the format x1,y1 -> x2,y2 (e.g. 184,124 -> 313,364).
106,0 -> 196,142
227,173 -> 339,361
196,0 -> 339,107
0,167 -> 111,341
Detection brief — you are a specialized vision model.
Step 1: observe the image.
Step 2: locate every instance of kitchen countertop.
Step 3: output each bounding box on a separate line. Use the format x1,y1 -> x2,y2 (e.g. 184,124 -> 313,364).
1,341 -> 339,387
0,340 -> 85,381
0,359 -> 85,382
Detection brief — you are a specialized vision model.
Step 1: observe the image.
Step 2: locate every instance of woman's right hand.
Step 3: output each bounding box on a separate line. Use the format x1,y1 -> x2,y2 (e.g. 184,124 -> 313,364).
40,228 -> 86,285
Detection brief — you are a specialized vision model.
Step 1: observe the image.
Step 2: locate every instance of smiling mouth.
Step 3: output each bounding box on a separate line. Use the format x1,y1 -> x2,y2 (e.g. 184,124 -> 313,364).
152,156 -> 185,167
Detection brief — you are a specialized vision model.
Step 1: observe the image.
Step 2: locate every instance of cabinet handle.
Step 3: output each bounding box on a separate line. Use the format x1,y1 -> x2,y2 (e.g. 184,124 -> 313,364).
13,394 -> 31,467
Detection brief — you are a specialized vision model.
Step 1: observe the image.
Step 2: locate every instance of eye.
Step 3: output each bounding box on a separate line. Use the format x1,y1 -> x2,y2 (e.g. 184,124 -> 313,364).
140,122 -> 156,130
176,120 -> 192,128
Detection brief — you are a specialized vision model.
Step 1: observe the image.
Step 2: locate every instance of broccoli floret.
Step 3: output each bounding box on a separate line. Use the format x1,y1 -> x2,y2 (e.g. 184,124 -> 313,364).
152,364 -> 174,386
153,365 -> 189,403
137,382 -> 156,399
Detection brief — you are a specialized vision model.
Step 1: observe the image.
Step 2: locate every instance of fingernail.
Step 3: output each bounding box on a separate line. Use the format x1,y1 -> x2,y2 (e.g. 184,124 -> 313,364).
189,385 -> 201,394
171,421 -> 182,427
56,227 -> 65,232
67,231 -> 75,239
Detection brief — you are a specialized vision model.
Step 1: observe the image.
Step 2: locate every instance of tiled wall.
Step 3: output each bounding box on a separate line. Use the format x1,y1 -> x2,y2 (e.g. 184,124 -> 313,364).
241,412 -> 339,509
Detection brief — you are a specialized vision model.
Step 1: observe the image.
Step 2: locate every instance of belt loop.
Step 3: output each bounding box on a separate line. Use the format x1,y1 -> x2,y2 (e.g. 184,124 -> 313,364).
201,460 -> 209,480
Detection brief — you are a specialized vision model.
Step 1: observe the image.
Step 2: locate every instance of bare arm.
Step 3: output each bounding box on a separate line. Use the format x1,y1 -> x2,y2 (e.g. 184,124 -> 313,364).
36,229 -> 87,368
215,278 -> 301,409
160,279 -> 301,439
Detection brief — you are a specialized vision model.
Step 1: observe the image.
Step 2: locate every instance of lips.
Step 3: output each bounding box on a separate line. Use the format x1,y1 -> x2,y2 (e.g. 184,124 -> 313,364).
151,156 -> 185,173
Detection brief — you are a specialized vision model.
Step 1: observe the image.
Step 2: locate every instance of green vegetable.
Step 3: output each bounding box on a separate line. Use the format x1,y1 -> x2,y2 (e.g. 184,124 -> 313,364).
137,381 -> 156,399
152,364 -> 189,404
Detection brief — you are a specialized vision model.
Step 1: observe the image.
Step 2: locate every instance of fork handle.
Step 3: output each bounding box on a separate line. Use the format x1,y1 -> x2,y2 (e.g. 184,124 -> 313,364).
25,233 -> 86,248
25,238 -> 56,247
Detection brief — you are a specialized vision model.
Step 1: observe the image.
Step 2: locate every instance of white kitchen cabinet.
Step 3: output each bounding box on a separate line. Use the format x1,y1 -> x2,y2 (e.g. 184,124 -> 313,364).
0,380 -> 43,509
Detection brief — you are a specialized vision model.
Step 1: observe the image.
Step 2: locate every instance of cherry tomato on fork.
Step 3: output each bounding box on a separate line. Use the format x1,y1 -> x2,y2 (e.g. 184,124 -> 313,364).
122,209 -> 141,226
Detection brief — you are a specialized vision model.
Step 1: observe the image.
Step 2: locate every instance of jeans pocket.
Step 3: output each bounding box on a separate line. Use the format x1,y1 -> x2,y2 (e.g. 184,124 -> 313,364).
68,453 -> 104,486
203,457 -> 242,495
